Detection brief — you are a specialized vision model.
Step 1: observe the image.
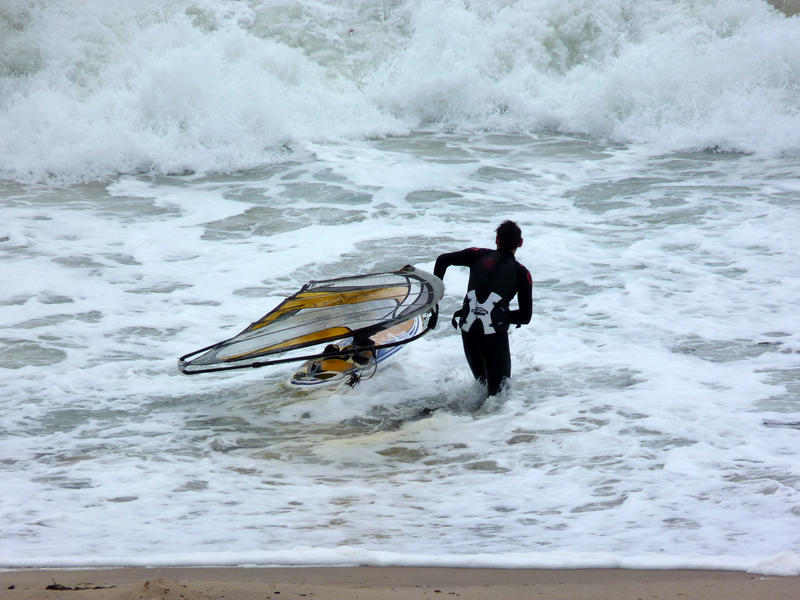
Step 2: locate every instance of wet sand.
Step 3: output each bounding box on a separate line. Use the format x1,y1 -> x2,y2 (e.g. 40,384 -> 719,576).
2,567 -> 799,600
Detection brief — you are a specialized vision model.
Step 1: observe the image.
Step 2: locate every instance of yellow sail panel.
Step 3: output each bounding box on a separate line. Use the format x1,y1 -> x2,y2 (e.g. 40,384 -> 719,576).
264,326 -> 354,352
246,285 -> 408,332
220,326 -> 353,360
296,285 -> 408,305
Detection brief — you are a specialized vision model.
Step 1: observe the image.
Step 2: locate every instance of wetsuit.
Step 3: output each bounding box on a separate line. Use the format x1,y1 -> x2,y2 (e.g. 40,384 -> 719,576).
434,247 -> 532,396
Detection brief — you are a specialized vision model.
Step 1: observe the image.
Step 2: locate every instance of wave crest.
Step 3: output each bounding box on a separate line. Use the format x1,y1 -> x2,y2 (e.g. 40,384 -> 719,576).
1,0 -> 798,182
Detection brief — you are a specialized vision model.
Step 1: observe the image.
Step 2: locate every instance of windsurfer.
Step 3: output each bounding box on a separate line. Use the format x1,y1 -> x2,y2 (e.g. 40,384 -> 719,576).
431,220 -> 533,397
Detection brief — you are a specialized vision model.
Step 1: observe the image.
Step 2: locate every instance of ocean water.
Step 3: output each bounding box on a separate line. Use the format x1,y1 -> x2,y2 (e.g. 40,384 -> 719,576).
2,0 -> 800,574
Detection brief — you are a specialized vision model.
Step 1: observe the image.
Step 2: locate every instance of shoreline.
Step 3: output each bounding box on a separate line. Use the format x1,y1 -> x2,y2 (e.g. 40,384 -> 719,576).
2,567 -> 799,600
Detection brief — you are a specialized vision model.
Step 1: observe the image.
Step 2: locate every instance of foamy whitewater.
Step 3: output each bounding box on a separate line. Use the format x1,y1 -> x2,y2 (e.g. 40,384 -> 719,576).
2,0 -> 800,575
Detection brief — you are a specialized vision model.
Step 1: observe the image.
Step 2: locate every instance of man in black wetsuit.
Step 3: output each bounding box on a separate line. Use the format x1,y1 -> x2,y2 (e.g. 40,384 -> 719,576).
432,220 -> 532,397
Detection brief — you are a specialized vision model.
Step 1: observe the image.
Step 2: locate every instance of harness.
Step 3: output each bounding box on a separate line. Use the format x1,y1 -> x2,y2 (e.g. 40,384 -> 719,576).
451,252 -> 514,334
459,290 -> 504,334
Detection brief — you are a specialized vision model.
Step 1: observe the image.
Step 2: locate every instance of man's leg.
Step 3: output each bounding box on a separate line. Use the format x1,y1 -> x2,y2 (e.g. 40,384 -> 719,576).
461,330 -> 487,386
483,332 -> 511,396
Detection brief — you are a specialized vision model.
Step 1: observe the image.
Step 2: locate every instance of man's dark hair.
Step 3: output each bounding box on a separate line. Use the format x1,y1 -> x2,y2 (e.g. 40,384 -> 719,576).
496,220 -> 522,250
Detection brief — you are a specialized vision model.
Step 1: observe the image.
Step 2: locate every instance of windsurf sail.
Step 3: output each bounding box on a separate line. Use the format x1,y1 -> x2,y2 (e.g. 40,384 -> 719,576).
178,265 -> 443,374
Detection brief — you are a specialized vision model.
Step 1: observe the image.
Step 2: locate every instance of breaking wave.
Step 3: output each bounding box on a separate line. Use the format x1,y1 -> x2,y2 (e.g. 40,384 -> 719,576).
1,0 -> 799,181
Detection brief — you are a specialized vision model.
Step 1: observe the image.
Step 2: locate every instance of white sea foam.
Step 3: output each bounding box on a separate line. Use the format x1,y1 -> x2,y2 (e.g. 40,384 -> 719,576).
2,131 -> 799,571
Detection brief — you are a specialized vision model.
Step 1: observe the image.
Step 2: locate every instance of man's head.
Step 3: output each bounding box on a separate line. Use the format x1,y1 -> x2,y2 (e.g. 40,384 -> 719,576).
496,220 -> 523,252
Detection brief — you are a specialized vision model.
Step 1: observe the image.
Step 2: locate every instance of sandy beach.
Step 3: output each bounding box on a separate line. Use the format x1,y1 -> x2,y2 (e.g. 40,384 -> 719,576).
1,567 -> 799,600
